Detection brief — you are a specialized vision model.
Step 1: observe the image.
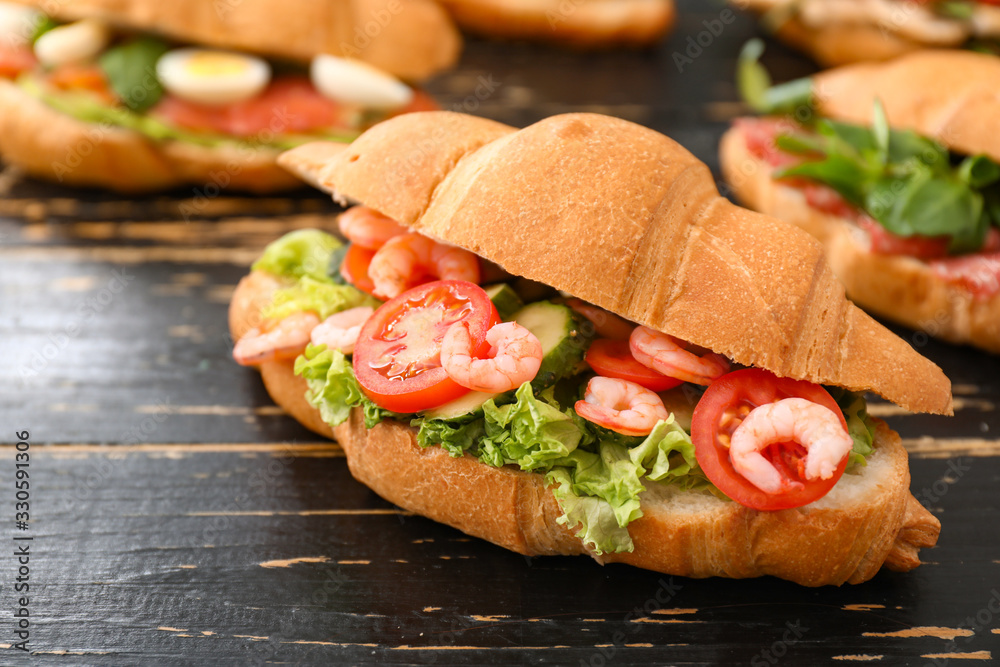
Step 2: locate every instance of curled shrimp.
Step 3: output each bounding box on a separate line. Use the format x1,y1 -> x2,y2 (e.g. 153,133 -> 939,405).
369,232 -> 480,299
338,206 -> 407,250
567,298 -> 635,340
630,326 -> 730,386
233,311 -> 320,366
441,321 -> 542,393
729,398 -> 853,495
309,306 -> 374,355
575,377 -> 669,437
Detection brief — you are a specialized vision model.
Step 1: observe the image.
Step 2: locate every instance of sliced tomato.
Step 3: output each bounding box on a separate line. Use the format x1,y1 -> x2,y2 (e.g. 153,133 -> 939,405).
152,76 -> 438,139
152,76 -> 353,137
584,339 -> 682,392
353,280 -> 500,413
691,368 -> 849,511
340,244 -> 377,296
0,44 -> 36,79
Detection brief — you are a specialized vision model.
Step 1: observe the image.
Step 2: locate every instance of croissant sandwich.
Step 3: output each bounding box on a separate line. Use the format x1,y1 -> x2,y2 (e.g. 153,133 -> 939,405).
723,46 -> 1000,353
0,0 -> 459,192
435,0 -> 675,48
732,0 -> 1000,65
228,110 -> 950,586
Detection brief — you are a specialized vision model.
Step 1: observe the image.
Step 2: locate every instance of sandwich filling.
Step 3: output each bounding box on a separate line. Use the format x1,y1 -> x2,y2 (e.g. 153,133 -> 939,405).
737,42 -> 1000,299
0,6 -> 433,150
754,0 -> 1000,51
234,218 -> 879,556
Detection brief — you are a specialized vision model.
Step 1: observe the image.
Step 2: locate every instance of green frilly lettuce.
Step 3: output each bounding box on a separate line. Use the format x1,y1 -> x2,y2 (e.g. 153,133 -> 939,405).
478,383 -> 583,471
415,383 -> 712,555
294,345 -> 406,429
253,230 -> 379,320
264,276 -> 378,321
253,229 -> 343,282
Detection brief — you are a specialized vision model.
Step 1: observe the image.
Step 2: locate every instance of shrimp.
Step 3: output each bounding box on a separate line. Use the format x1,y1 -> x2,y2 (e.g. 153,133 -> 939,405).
566,298 -> 635,340
368,232 -> 480,299
440,321 -> 542,393
337,206 -> 407,250
575,377 -> 669,436
729,398 -> 853,494
309,306 -> 374,355
233,311 -> 320,366
629,326 -> 730,386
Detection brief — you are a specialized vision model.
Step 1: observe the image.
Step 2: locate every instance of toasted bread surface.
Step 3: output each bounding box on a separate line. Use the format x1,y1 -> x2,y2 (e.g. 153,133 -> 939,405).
437,0 -> 674,48
720,123 -> 1000,353
813,50 -> 1000,165
280,111 -> 952,414
11,0 -> 460,80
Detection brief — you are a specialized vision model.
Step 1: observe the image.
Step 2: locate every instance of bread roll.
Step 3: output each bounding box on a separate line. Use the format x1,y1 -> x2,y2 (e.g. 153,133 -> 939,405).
436,0 -> 674,48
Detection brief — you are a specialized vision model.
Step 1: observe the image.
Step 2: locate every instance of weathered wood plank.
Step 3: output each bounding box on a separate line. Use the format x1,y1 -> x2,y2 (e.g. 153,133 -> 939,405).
1,445 -> 994,664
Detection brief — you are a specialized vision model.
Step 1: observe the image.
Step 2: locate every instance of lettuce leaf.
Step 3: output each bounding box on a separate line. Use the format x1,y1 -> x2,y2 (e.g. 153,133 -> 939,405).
99,36 -> 169,112
294,345 -> 364,427
264,276 -> 378,321
547,468 -> 634,556
630,417 -> 696,482
828,388 -> 876,472
478,383 -> 583,471
555,443 -> 644,528
415,416 -> 486,458
294,345 -> 406,428
253,229 -> 342,282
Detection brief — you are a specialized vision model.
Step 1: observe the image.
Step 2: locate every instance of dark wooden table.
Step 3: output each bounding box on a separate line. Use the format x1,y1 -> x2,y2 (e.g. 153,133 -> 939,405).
2,2 -> 999,664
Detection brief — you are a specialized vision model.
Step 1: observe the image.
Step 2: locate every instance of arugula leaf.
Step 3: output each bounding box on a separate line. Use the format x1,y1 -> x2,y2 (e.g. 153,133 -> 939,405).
99,37 -> 170,113
774,103 -> 999,254
737,39 -> 771,113
958,155 -> 1000,189
736,39 -> 813,115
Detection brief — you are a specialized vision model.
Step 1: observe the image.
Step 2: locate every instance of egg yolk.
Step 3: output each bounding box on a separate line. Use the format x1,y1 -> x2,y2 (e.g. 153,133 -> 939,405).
184,53 -> 250,77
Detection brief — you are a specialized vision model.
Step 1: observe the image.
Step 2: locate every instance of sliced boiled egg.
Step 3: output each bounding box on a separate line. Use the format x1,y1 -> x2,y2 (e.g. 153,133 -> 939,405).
156,48 -> 271,106
310,54 -> 413,110
34,19 -> 109,66
0,3 -> 42,48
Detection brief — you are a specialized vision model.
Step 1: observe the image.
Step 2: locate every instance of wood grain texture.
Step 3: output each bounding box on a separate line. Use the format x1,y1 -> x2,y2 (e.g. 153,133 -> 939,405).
1,1 -> 999,662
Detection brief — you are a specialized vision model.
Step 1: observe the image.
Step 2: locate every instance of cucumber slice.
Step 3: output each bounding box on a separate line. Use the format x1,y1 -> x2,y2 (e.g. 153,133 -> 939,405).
513,301 -> 592,387
484,283 -> 524,320
422,390 -> 497,420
